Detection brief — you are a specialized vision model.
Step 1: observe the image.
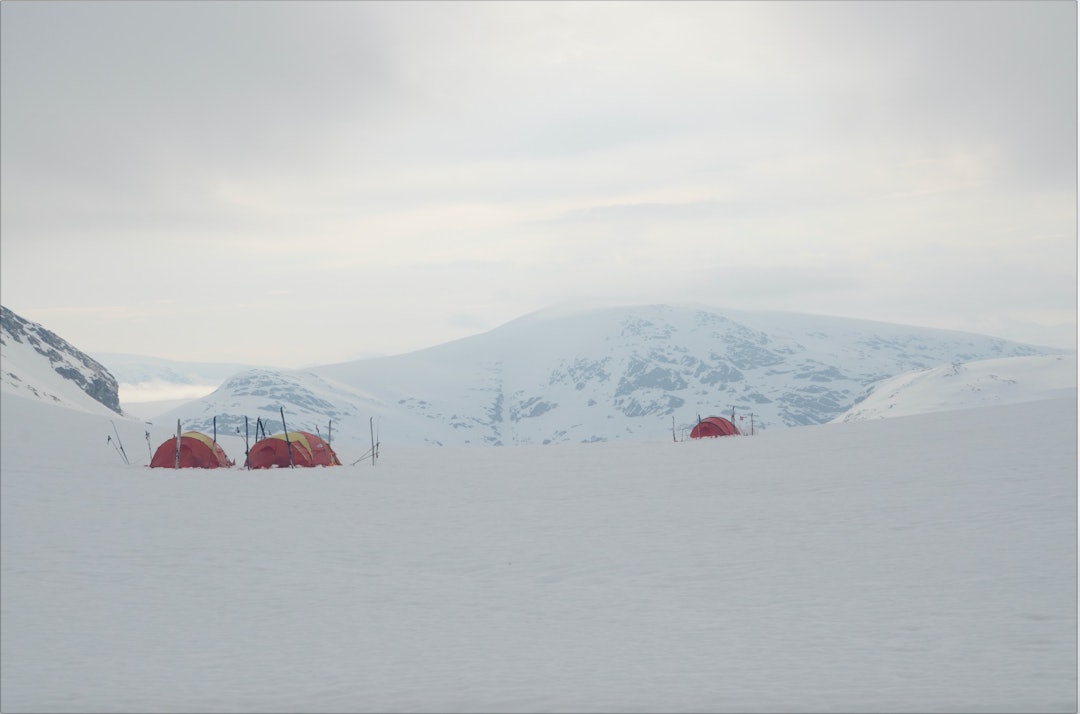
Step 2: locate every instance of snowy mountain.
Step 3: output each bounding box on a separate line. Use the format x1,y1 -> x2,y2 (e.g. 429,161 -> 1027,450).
155,303 -> 1069,448
0,305 -> 122,415
833,353 -> 1077,422
152,368 -> 388,449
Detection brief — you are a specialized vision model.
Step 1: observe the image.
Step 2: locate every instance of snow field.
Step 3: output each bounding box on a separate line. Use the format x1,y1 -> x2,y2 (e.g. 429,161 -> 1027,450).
1,397 -> 1076,712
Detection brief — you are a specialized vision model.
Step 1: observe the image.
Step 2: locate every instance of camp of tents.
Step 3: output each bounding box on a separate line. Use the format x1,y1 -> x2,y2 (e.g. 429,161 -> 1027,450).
147,409 -> 744,470
149,421 -> 340,470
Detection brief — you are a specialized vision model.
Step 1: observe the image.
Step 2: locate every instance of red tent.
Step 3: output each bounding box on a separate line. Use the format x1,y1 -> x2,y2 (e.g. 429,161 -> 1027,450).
247,431 -> 341,469
150,431 -> 232,468
690,416 -> 741,438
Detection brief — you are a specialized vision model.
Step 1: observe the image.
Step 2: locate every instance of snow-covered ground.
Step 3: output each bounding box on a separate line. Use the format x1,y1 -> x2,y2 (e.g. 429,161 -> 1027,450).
836,353 -> 1077,422
1,390 -> 1075,712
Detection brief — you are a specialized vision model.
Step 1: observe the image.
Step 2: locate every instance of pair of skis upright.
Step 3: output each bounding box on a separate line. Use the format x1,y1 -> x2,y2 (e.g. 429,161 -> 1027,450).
349,417 -> 379,466
107,420 -> 130,465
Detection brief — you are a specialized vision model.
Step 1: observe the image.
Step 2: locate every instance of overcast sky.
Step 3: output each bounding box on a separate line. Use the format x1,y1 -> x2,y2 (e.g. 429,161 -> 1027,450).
2,1 -> 1076,367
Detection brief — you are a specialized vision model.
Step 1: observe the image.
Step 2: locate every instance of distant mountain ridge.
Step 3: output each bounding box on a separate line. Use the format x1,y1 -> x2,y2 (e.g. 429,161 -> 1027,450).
154,303 -> 1068,447
833,353 -> 1077,422
1,305 -> 121,415
91,352 -> 270,389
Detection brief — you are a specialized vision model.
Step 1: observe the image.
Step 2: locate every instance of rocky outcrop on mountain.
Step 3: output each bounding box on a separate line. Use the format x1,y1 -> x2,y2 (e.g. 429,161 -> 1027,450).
1,305 -> 121,414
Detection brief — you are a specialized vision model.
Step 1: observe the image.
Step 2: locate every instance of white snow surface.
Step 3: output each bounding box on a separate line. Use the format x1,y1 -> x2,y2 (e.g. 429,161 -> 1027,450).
835,353 -> 1078,422
1,389 -> 1076,712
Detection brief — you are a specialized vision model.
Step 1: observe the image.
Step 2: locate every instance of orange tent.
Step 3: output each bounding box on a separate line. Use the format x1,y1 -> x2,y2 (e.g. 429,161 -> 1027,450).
690,416 -> 741,438
150,432 -> 232,468
247,431 -> 341,469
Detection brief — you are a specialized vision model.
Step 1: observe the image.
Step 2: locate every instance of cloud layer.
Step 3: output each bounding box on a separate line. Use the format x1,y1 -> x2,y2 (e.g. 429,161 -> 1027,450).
2,1 -> 1075,364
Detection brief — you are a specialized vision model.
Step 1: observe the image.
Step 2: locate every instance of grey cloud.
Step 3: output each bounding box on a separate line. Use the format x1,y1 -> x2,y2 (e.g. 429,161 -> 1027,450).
785,1 -> 1076,187
1,1 -> 1072,364
2,3 -> 399,196
549,199 -> 778,228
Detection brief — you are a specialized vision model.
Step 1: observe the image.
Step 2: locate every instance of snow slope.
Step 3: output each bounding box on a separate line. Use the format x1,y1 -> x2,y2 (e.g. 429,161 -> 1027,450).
836,353 -> 1078,422
1,389 -> 1075,712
